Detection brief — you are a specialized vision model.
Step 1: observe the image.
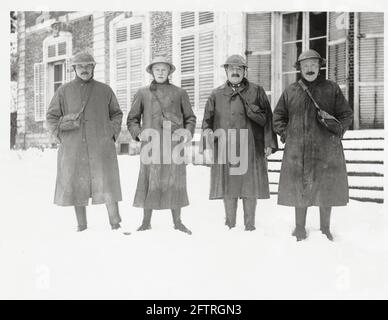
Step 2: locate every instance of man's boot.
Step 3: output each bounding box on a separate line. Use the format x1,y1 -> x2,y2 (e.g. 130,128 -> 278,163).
172,208 -> 192,235
320,207 -> 333,241
137,209 -> 152,231
292,207 -> 308,241
106,202 -> 122,230
223,198 -> 238,229
243,198 -> 257,231
74,206 -> 87,232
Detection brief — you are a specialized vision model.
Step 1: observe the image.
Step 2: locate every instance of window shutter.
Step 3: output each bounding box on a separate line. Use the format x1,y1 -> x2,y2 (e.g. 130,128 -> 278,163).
246,13 -> 272,96
327,12 -> 349,98
129,46 -> 143,105
181,12 -> 195,29
198,30 -> 214,109
357,12 -> 384,129
65,58 -> 74,83
180,34 -> 195,106
199,12 -> 214,25
115,25 -> 128,113
34,63 -> 46,121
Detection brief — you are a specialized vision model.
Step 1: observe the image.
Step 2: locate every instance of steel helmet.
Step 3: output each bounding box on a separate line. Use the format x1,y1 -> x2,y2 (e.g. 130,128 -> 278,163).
71,52 -> 96,66
146,56 -> 176,74
294,49 -> 326,68
221,54 -> 248,68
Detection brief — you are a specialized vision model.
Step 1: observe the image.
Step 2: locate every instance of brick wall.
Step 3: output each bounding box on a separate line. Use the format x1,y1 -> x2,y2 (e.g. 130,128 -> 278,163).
150,12 -> 172,59
25,11 -> 73,29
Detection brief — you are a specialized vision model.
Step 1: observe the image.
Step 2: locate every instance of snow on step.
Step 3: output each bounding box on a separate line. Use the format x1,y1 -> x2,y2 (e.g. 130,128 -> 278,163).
346,163 -> 384,175
348,176 -> 384,188
348,188 -> 384,200
342,139 -> 384,149
343,129 -> 384,139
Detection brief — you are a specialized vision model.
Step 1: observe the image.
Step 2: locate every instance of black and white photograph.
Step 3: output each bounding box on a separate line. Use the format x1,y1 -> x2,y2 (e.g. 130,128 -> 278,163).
0,0 -> 387,303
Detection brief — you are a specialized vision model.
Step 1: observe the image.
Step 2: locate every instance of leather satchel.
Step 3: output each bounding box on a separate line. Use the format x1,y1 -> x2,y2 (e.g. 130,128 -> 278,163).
298,80 -> 343,137
58,110 -> 84,131
237,93 -> 267,127
58,81 -> 94,132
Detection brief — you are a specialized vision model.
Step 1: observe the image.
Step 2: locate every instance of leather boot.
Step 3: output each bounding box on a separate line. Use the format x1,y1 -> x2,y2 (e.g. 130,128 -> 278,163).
223,198 -> 238,229
137,209 -> 152,231
243,198 -> 257,231
106,202 -> 122,230
292,207 -> 307,241
320,207 -> 333,241
74,206 -> 87,232
172,208 -> 192,235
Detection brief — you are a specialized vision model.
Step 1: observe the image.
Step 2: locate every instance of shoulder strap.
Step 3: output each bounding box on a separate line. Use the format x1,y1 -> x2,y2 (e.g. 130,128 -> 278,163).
298,79 -> 321,112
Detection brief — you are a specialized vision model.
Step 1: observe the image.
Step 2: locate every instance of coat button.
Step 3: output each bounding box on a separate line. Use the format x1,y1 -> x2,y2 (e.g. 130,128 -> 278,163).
231,112 -> 235,115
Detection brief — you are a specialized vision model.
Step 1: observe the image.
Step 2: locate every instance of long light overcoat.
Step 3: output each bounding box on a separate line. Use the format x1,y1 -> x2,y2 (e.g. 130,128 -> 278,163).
127,81 -> 196,209
46,77 -> 123,206
201,79 -> 278,199
272,76 -> 353,207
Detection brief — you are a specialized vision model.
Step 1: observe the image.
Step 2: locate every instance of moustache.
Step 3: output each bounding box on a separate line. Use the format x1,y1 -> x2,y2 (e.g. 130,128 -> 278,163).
231,74 -> 241,77
306,71 -> 316,75
81,72 -> 89,75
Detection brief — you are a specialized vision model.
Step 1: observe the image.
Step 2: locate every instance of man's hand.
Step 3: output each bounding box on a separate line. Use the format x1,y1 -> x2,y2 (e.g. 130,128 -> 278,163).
264,147 -> 272,157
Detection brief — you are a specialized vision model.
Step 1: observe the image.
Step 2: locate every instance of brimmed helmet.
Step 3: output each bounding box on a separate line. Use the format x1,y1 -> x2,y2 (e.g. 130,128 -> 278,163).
71,52 -> 96,66
221,54 -> 248,68
294,49 -> 326,68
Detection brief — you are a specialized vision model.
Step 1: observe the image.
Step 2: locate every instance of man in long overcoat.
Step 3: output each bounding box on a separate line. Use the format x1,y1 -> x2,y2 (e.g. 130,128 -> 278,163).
200,55 -> 278,231
273,49 -> 353,241
127,56 -> 196,234
46,52 -> 123,232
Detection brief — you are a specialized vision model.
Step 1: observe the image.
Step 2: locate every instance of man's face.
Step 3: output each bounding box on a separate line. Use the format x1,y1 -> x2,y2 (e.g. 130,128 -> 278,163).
152,63 -> 170,83
226,65 -> 245,85
74,63 -> 94,81
300,58 -> 320,82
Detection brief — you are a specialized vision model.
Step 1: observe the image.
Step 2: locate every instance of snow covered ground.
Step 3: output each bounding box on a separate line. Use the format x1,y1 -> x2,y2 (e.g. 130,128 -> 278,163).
0,148 -> 387,299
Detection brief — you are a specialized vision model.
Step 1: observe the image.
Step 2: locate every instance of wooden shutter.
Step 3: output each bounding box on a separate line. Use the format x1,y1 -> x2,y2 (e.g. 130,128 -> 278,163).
357,12 -> 384,129
198,30 -> 214,109
327,12 -> 349,99
246,13 -> 272,100
115,26 -> 128,113
129,46 -> 143,104
34,63 -> 46,121
65,58 -> 75,83
180,34 -> 195,107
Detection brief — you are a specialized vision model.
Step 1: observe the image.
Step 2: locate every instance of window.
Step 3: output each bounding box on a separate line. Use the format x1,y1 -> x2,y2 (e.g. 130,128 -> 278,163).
35,32 -> 72,122
281,12 -> 327,90
175,11 -> 216,111
111,16 -> 147,115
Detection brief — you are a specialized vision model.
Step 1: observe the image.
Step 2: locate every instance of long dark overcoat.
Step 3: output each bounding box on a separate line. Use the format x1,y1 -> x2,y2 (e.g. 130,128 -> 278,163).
201,79 -> 278,200
272,76 -> 353,207
127,82 -> 196,210
46,77 -> 123,206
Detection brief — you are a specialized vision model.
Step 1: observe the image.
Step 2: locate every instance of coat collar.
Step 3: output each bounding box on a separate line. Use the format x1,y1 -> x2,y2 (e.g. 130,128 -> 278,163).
222,78 -> 250,97
74,75 -> 94,85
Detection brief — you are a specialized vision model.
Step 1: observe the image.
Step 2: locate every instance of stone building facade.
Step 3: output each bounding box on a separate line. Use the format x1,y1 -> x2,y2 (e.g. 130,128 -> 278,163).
15,11 -> 384,150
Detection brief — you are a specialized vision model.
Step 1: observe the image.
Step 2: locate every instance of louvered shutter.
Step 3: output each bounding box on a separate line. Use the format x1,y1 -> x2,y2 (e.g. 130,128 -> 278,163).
358,12 -> 384,129
327,12 -> 349,99
246,13 -> 272,102
34,63 -> 46,121
129,46 -> 143,104
180,34 -> 195,107
198,30 -> 214,109
115,26 -> 128,113
65,58 -> 75,83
